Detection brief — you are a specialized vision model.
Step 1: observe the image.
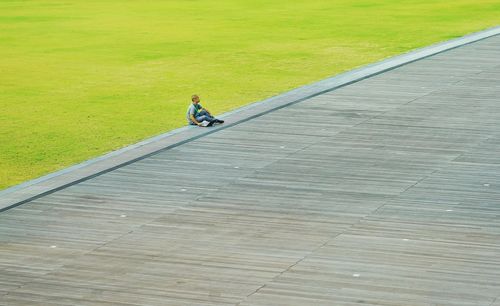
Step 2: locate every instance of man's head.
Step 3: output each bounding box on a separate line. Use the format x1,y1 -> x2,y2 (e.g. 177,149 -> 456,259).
191,95 -> 200,104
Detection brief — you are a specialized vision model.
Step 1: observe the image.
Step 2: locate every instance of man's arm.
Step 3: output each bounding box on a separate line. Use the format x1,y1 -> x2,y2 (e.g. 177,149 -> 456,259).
201,105 -> 211,115
190,114 -> 201,126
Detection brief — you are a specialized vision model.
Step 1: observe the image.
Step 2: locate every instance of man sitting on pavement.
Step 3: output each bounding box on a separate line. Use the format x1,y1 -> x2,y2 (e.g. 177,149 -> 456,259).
187,94 -> 224,127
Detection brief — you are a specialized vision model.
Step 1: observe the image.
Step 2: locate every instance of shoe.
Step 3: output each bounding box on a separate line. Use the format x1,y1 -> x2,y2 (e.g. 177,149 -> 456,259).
207,121 -> 215,127
216,119 -> 224,124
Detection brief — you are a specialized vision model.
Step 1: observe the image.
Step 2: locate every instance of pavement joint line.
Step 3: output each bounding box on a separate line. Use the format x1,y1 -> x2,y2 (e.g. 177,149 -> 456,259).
1,26 -> 499,213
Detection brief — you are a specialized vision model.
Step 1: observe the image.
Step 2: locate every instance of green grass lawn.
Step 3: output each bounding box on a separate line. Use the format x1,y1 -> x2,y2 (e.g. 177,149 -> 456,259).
1,0 -> 499,190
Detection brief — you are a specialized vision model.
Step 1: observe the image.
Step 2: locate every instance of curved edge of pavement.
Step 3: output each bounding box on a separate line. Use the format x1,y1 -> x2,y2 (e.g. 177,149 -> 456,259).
1,25 -> 499,212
